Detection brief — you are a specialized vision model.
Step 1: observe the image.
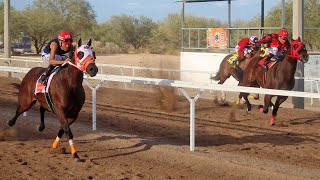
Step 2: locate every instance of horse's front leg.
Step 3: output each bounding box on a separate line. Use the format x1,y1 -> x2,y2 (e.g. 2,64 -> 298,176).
63,123 -> 80,161
37,106 -> 46,131
269,96 -> 288,125
261,94 -> 272,114
52,127 -> 64,149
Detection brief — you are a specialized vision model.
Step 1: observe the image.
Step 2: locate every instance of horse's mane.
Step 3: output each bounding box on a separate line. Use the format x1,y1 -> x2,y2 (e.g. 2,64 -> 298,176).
68,45 -> 76,64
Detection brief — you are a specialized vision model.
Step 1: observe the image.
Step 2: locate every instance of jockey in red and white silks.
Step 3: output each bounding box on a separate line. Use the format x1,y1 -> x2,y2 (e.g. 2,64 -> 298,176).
232,35 -> 259,65
259,29 -> 290,64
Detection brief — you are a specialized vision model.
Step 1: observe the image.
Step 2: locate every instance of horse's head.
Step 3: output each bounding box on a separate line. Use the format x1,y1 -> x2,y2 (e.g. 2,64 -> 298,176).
72,38 -> 98,77
289,37 -> 309,63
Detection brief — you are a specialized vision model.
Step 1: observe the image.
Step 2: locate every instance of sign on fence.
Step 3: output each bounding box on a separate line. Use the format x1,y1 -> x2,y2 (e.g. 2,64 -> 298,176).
207,28 -> 228,48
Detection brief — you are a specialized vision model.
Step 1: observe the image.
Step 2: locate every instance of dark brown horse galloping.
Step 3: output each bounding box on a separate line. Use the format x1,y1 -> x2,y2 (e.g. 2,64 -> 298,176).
239,38 -> 309,125
211,44 -> 262,102
7,38 -> 98,160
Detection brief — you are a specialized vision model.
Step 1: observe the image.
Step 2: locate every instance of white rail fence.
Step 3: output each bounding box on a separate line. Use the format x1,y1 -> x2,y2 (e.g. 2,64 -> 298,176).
1,56 -> 320,105
1,65 -> 320,151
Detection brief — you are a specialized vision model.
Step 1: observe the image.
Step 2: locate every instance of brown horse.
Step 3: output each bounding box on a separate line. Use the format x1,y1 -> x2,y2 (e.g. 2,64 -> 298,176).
239,38 -> 309,125
211,43 -> 263,102
7,38 -> 98,161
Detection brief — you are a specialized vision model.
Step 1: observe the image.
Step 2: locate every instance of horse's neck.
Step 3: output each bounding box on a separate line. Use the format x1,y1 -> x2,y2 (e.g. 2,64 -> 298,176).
63,65 -> 84,86
281,54 -> 298,78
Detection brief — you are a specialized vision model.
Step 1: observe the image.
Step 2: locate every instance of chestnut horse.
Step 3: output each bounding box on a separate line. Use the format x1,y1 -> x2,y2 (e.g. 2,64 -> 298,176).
239,38 -> 309,125
7,38 -> 98,161
211,43 -> 263,102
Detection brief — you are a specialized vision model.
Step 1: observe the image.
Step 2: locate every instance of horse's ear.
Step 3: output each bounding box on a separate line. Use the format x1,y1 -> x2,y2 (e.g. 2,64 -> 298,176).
78,38 -> 82,47
87,39 -> 92,47
298,37 -> 301,41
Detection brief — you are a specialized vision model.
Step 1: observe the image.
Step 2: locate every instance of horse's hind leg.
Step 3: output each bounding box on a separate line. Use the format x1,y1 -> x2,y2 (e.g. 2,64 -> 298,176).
7,100 -> 37,126
240,92 -> 252,112
37,106 -> 46,131
261,95 -> 272,114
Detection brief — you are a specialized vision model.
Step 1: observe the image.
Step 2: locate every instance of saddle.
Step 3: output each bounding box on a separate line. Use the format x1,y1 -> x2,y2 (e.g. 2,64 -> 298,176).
35,66 -> 64,113
227,53 -> 239,68
257,56 -> 277,69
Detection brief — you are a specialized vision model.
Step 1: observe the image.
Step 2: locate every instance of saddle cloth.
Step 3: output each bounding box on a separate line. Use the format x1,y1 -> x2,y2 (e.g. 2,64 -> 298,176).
34,72 -> 56,95
258,56 -> 277,69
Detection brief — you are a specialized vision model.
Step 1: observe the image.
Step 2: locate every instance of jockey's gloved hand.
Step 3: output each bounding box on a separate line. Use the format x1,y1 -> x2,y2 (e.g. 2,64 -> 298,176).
61,58 -> 70,66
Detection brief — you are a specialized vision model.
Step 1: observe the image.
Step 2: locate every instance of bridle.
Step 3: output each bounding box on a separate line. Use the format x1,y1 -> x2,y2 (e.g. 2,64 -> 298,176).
69,44 -> 96,72
287,39 -> 307,60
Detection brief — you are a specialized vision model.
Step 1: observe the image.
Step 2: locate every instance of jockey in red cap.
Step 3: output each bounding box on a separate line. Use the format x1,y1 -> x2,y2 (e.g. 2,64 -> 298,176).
232,35 -> 259,66
259,29 -> 290,71
39,31 -> 74,84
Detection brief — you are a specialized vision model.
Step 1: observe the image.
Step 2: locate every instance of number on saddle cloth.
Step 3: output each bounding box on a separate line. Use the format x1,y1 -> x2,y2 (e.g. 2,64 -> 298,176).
260,46 -> 268,57
227,53 -> 238,65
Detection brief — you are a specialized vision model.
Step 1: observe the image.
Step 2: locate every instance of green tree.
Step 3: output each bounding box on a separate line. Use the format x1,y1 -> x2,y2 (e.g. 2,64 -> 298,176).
103,15 -> 156,51
149,13 -> 219,54
31,0 -> 96,38
17,8 -> 65,54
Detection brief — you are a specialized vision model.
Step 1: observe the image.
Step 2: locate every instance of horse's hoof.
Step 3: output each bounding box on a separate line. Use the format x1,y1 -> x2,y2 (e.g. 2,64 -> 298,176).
73,153 -> 81,162
247,106 -> 252,112
7,120 -> 15,126
246,109 -> 251,113
37,125 -> 45,132
74,157 -> 81,162
269,117 -> 275,126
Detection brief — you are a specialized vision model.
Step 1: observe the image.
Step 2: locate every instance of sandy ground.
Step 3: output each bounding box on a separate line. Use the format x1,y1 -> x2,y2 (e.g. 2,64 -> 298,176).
1,54 -> 320,179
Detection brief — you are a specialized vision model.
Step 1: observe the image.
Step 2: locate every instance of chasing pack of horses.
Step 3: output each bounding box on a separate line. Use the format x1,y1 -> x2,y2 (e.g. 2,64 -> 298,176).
7,38 -> 98,161
212,37 -> 309,126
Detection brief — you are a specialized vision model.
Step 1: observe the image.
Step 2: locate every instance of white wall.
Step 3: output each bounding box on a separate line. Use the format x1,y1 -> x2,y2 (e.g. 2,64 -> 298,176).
180,52 -> 238,85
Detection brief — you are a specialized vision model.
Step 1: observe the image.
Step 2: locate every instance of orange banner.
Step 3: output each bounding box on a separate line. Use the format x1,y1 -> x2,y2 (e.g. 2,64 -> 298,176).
207,28 -> 228,48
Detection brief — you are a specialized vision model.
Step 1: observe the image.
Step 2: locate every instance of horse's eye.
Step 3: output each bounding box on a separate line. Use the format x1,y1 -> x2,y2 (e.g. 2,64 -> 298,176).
77,51 -> 84,59
293,44 -> 299,50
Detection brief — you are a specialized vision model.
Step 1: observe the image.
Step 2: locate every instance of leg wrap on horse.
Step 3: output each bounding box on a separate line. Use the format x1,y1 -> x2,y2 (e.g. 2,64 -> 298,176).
52,129 -> 64,149
52,136 -> 60,149
69,139 -> 77,155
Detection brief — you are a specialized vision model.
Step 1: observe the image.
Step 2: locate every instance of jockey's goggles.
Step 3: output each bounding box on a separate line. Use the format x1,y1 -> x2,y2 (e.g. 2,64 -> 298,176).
61,39 -> 73,44
279,36 -> 287,40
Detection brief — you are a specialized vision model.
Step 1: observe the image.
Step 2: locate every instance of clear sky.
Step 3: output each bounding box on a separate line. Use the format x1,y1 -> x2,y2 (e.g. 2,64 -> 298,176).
8,0 -> 281,24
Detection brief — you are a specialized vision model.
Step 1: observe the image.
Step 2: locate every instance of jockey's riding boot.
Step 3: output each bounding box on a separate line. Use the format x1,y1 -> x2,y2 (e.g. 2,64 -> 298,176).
39,65 -> 54,84
232,56 -> 241,66
264,55 -> 272,72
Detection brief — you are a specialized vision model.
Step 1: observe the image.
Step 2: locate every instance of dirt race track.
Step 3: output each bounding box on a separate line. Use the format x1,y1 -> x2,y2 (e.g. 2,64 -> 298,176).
1,54 -> 320,179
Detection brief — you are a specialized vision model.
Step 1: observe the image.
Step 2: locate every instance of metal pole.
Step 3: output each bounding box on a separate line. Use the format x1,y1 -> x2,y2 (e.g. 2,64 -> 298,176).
227,0 -> 231,53
261,0 -> 264,36
4,0 -> 11,77
292,0 -> 304,109
281,0 -> 286,28
181,1 -> 185,52
92,88 -> 97,130
179,88 -> 203,152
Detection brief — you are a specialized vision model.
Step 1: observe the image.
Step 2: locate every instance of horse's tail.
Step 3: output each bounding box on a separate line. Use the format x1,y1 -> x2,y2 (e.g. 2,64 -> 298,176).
210,70 -> 220,81
9,83 -> 20,89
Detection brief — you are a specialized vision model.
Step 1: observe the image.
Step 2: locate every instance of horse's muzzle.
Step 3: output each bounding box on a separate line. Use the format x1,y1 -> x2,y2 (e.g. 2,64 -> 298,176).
300,54 -> 309,63
86,63 -> 98,77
